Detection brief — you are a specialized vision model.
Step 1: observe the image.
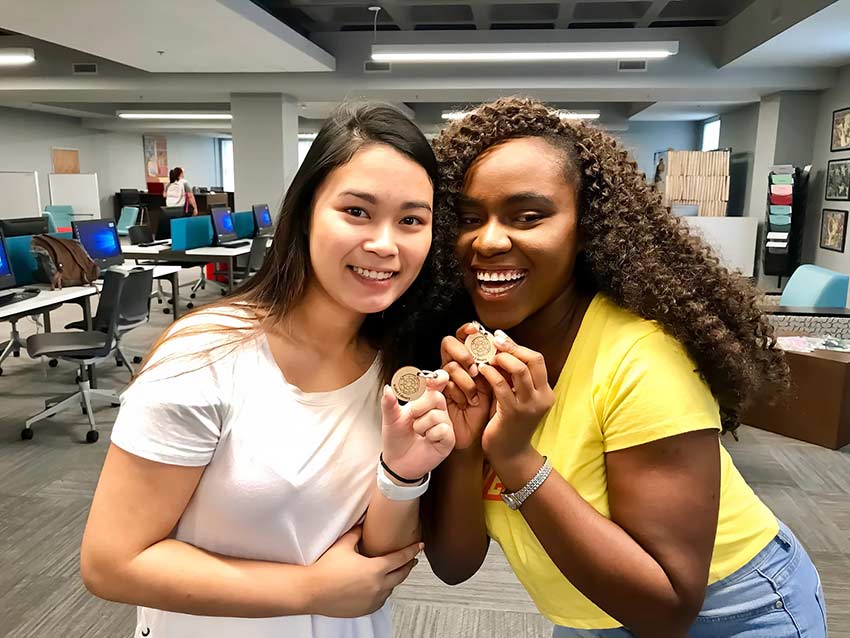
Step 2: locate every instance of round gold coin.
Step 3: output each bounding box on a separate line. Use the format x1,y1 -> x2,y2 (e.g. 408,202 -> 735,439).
391,366 -> 426,402
465,332 -> 497,364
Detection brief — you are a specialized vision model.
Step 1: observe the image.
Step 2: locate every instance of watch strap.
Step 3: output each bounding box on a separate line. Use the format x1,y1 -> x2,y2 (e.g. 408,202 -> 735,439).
501,456 -> 552,510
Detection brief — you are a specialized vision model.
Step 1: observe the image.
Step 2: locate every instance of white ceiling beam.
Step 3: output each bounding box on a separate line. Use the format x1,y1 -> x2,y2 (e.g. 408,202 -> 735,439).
470,1 -> 489,30
555,2 -> 577,29
636,0 -> 669,28
719,0 -> 838,67
379,3 -> 414,31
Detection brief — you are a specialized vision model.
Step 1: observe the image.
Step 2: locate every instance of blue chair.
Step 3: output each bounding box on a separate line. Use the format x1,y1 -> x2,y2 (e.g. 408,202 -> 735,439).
43,205 -> 75,233
116,206 -> 139,236
232,211 -> 256,239
780,265 -> 849,308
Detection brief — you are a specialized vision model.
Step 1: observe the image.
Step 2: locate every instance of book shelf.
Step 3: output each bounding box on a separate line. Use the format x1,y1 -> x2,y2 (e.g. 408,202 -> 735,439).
655,149 -> 731,217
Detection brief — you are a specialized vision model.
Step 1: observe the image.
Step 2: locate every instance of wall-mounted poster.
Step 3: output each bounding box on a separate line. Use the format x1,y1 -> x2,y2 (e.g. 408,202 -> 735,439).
143,135 -> 168,181
52,148 -> 80,174
820,209 -> 848,252
832,107 -> 850,152
826,159 -> 850,201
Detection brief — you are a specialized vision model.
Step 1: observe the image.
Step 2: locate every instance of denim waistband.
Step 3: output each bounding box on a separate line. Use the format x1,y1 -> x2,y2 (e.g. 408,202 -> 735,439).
706,519 -> 798,593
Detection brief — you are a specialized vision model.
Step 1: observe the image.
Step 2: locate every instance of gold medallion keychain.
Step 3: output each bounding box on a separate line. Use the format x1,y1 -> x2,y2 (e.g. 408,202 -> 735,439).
465,322 -> 498,364
391,366 -> 439,403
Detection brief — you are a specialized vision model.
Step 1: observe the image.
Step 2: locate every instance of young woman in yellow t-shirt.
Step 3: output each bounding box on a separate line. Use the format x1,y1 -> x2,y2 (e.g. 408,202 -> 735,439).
423,97 -> 827,638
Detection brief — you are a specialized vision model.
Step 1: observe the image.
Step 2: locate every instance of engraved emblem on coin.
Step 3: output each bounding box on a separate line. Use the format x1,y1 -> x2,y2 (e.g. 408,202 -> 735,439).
391,366 -> 426,402
465,332 -> 497,364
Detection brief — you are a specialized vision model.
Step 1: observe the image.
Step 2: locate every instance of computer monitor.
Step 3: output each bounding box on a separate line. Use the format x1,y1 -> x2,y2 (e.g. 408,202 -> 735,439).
211,207 -> 238,244
252,204 -> 273,237
72,219 -> 124,268
156,206 -> 187,241
0,216 -> 49,237
0,233 -> 17,291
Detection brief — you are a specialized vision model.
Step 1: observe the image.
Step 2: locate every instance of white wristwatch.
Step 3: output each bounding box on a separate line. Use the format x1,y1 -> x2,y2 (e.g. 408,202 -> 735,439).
376,463 -> 430,501
500,456 -> 552,510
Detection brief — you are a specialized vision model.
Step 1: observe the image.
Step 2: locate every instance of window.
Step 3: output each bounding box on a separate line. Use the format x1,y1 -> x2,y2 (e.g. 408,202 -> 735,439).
218,137 -> 312,191
220,138 -> 234,192
702,119 -> 721,152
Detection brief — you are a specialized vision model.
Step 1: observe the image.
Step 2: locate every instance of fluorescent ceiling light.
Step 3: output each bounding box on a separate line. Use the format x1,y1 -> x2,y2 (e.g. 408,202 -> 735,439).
373,41 -> 678,63
117,112 -> 232,120
298,133 -> 318,141
442,110 -> 600,121
0,48 -> 35,66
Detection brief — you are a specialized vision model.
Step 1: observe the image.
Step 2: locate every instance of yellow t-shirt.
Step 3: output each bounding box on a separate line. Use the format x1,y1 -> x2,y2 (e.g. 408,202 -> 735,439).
482,294 -> 778,630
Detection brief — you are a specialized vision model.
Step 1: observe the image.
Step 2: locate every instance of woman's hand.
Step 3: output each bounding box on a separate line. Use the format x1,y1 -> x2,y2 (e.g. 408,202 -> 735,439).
441,324 -> 493,451
477,330 -> 555,465
380,370 -> 455,481
308,526 -> 421,617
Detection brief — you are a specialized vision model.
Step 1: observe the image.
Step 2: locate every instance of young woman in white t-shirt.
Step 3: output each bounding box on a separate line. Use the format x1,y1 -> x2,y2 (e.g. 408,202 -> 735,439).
80,103 -> 457,638
164,166 -> 199,214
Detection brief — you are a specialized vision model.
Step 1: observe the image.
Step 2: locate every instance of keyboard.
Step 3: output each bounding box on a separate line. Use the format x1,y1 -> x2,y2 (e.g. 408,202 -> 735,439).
219,240 -> 250,248
769,314 -> 850,340
0,289 -> 40,307
138,240 -> 171,247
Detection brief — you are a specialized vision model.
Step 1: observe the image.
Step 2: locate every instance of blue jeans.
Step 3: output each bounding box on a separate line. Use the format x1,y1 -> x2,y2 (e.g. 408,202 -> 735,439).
553,521 -> 827,638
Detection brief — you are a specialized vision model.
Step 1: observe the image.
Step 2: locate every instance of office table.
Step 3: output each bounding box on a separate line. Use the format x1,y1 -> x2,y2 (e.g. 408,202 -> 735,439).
122,243 -> 253,294
743,347 -> 850,450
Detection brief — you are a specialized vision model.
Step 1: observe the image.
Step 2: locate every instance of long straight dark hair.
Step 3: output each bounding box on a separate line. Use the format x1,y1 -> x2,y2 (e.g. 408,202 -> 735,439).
143,102 -> 455,384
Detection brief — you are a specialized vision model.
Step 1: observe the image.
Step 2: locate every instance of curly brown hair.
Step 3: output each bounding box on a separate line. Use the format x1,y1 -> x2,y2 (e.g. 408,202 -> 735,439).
432,96 -> 789,433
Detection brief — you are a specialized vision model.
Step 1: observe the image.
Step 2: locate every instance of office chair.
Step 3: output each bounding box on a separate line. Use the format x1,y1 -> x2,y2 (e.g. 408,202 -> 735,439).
120,189 -> 148,226
116,206 -> 140,236
232,236 -> 268,284
64,266 -> 154,378
22,268 -> 152,443
780,265 -> 849,308
43,206 -> 75,233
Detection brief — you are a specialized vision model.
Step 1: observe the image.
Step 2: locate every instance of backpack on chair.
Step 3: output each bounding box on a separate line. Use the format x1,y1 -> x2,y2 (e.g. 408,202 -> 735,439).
31,234 -> 100,289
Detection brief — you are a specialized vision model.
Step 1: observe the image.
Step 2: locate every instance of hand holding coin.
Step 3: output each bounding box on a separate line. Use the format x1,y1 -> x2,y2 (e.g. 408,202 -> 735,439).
464,322 -> 497,365
382,368 -> 455,482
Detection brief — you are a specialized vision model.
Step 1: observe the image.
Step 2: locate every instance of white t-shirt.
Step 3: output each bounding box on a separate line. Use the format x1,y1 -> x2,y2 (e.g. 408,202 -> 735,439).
110,308 -> 391,638
164,179 -> 189,207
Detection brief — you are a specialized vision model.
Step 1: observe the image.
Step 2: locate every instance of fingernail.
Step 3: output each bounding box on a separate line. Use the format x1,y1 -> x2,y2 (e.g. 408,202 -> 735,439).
470,364 -> 478,377
470,395 -> 479,406
494,330 -> 508,346
418,542 -> 425,551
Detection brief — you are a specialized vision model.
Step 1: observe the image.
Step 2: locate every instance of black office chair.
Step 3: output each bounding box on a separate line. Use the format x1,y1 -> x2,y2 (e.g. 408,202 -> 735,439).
22,268 -> 152,443
233,236 -> 269,284
65,266 -> 154,378
128,224 -> 153,245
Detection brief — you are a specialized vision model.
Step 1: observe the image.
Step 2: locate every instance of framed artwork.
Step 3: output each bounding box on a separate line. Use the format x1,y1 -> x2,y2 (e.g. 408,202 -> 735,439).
52,147 -> 80,174
831,107 -> 850,152
820,208 -> 848,252
826,159 -> 850,201
143,135 -> 168,180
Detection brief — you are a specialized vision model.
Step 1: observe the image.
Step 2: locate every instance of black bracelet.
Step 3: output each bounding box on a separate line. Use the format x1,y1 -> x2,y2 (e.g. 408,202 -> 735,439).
379,453 -> 426,485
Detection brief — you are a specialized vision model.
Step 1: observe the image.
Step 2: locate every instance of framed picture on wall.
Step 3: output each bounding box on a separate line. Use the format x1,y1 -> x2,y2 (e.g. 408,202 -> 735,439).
820,208 -> 848,252
826,159 -> 850,201
831,107 -> 850,152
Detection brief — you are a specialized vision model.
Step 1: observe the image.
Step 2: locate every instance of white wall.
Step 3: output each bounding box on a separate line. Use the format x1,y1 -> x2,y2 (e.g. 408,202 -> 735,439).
719,103 -> 759,216
616,121 -> 700,180
0,106 -> 221,217
805,64 -> 850,275
165,133 -> 219,189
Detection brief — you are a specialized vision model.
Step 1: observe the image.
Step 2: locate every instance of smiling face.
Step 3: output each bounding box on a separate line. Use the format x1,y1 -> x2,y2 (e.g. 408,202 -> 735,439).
456,136 -> 580,330
308,143 -> 434,316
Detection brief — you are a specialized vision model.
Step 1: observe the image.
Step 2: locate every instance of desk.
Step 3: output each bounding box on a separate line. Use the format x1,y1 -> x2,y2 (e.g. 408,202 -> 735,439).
122,243 -> 252,294
743,348 -> 850,449
765,306 -> 850,317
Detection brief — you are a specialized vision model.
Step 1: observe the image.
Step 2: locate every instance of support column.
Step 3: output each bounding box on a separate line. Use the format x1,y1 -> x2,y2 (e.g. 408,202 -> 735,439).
230,93 -> 299,214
